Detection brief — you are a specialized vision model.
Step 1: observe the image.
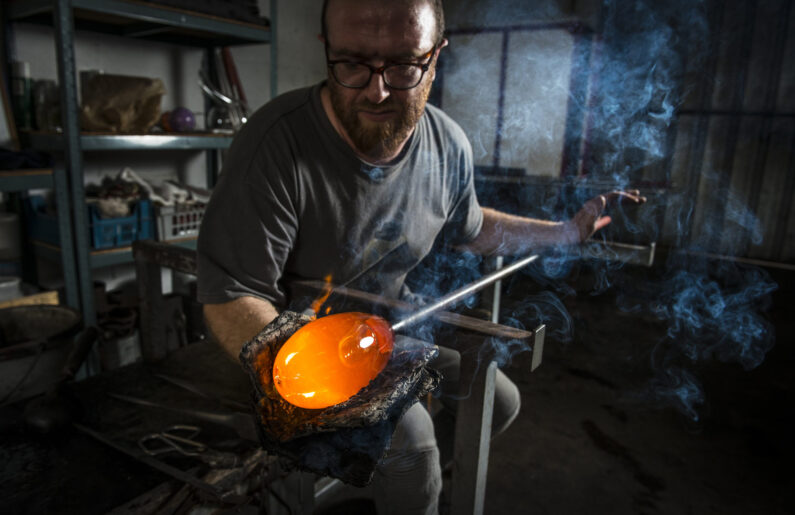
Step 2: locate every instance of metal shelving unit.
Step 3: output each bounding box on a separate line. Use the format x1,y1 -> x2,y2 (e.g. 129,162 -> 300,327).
6,0 -> 272,46
0,167 -> 80,309
20,132 -> 236,151
4,0 -> 274,325
0,168 -> 55,190
32,236 -> 196,269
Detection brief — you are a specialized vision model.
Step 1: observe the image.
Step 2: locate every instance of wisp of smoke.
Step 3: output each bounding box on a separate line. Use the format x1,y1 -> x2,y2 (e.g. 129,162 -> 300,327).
422,0 -> 774,423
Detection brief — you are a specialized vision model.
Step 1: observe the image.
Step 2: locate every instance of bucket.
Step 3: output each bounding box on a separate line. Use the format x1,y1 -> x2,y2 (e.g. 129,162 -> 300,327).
0,212 -> 21,261
0,276 -> 23,303
0,305 -> 82,404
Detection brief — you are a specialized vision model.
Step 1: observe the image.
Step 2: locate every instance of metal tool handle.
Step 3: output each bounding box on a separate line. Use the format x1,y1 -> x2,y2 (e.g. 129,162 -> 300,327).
74,423 -> 249,505
138,425 -> 205,456
391,254 -> 540,332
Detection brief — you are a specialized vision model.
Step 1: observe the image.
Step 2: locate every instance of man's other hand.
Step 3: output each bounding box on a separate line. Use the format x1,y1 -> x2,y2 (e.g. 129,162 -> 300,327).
567,189 -> 647,243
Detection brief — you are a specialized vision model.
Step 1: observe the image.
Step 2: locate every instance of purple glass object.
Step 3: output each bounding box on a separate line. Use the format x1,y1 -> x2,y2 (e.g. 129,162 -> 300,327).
168,107 -> 196,132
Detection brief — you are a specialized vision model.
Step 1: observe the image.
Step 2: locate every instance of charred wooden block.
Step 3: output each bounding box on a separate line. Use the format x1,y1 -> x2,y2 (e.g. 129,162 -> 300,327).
239,310 -> 440,486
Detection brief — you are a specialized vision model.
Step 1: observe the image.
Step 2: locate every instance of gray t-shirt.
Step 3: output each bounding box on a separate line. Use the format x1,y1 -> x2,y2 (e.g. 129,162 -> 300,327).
197,82 -> 482,309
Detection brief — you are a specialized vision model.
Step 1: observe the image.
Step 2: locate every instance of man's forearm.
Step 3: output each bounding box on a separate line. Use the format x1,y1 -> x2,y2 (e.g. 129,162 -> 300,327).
461,207 -> 577,256
203,296 -> 279,359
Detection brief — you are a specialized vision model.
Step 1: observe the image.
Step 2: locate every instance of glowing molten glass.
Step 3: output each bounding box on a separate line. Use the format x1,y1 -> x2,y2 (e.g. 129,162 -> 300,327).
272,312 -> 394,409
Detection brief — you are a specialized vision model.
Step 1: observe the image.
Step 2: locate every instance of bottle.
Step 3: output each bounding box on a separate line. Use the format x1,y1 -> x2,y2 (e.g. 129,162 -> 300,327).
33,79 -> 61,132
11,61 -> 33,130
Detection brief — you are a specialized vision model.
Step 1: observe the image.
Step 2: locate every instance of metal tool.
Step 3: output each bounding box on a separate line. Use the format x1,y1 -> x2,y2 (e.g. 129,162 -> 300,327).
387,240 -> 653,331
391,254 -> 540,332
108,393 -> 258,442
581,239 -> 656,267
153,373 -> 249,411
138,424 -> 241,468
73,422 -> 249,505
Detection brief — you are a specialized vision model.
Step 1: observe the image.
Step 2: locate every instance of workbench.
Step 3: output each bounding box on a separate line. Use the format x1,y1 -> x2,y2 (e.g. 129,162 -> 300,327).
0,340 -> 261,514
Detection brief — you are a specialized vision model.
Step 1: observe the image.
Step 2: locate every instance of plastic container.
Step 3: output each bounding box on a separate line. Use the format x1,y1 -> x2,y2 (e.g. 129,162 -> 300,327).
0,212 -> 22,261
99,329 -> 142,370
24,196 -> 153,250
0,276 -> 22,303
89,198 -> 153,249
155,203 -> 204,241
11,61 -> 32,130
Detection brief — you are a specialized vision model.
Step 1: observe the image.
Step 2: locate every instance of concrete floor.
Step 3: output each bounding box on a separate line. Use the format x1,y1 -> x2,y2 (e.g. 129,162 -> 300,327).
483,265 -> 794,514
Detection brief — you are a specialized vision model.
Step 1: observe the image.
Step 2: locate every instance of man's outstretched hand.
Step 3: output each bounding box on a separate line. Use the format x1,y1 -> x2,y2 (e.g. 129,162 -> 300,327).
567,190 -> 647,243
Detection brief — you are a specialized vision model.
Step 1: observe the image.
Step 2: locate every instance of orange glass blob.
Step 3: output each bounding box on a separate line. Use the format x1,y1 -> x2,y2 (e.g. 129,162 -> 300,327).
272,312 -> 394,409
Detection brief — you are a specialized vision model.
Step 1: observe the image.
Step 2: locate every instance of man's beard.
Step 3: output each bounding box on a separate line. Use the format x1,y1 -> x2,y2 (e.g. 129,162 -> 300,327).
329,78 -> 433,162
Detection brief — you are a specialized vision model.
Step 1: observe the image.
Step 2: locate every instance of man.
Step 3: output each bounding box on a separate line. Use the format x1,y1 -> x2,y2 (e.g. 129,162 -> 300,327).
198,0 -> 644,513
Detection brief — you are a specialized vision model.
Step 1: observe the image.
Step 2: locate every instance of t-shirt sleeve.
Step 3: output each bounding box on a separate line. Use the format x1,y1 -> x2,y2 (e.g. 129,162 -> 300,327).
196,128 -> 299,308
442,136 -> 483,245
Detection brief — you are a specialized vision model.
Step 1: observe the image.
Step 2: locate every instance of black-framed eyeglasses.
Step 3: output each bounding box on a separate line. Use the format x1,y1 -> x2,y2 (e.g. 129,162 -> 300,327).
326,45 -> 438,90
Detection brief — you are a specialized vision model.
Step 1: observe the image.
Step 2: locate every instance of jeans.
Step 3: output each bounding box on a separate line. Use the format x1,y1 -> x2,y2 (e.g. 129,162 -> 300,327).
370,345 -> 521,515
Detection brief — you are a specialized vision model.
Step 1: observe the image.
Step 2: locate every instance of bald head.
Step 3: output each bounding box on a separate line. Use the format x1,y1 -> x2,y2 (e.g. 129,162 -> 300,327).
321,0 -> 446,46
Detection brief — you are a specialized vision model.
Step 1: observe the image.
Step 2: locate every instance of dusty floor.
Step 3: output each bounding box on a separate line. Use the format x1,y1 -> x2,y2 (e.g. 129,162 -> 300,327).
482,265 -> 794,514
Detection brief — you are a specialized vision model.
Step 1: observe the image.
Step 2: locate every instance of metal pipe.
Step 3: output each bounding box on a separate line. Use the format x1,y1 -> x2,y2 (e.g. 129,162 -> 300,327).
675,248 -> 795,272
391,254 -> 539,332
490,255 -> 504,324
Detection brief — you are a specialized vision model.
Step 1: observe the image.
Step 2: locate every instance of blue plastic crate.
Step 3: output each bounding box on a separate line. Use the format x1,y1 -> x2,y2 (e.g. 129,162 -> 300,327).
25,196 -> 153,250
88,198 -> 153,249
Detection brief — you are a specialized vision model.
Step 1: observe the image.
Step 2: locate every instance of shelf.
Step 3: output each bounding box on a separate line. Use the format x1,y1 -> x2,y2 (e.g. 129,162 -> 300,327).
4,0 -> 275,327
21,132 -> 235,151
0,169 -> 55,191
32,237 -> 197,268
7,0 -> 271,47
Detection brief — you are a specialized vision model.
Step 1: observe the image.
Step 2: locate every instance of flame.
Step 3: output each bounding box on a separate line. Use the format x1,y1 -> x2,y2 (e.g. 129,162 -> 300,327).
272,312 -> 394,409
309,274 -> 334,315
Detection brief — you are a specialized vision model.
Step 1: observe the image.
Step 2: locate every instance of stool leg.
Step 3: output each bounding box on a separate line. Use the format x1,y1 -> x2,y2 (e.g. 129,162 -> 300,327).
450,355 -> 497,515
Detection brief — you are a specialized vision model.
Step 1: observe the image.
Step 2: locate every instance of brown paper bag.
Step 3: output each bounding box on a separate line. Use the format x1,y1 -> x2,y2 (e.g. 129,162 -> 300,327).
80,74 -> 166,132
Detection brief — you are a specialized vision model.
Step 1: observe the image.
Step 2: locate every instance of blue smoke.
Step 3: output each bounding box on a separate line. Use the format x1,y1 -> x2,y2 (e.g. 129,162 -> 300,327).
538,0 -> 777,422
412,0 -> 779,423
651,269 -> 776,370
580,0 -> 709,180
641,366 -> 706,422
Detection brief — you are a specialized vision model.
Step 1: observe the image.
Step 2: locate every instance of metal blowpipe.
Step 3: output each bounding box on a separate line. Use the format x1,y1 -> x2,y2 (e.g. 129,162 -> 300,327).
390,254 -> 539,332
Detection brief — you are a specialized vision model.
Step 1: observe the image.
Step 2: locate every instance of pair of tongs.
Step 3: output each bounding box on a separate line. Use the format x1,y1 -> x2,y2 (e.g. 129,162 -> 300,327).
138,424 -> 240,468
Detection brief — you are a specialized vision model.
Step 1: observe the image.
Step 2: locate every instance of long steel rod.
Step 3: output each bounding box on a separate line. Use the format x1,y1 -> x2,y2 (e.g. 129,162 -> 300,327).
391,254 -> 539,332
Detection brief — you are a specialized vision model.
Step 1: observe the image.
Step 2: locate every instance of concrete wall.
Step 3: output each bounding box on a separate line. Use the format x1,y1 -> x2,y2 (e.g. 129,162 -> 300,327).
439,0 -> 596,175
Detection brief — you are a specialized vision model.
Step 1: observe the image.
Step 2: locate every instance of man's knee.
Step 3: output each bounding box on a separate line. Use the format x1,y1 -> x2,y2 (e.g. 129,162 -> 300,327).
373,403 -> 441,515
389,401 -> 438,452
373,447 -> 441,515
432,346 -> 522,437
